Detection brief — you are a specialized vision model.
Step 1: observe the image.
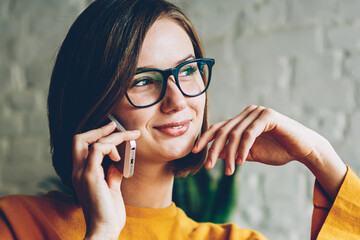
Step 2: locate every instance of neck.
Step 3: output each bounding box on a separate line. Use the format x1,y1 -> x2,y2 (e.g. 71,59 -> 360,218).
121,160 -> 174,209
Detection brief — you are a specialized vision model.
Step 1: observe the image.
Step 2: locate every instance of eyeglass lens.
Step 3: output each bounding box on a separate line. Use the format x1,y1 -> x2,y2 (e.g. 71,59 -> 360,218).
127,60 -> 210,107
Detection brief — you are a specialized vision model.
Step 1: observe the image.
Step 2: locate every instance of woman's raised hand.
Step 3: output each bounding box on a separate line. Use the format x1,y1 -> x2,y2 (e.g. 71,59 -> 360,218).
193,105 -> 316,172
193,105 -> 346,200
72,121 -> 140,240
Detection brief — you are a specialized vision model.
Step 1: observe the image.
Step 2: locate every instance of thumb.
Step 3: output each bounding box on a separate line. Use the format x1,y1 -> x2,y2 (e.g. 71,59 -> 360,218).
106,164 -> 123,191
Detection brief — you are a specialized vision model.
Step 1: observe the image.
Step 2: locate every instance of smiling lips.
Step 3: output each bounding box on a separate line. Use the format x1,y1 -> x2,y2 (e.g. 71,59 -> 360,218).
154,120 -> 191,136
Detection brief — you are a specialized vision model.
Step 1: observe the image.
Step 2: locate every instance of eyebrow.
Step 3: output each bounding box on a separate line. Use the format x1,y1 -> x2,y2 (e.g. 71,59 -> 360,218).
135,54 -> 196,72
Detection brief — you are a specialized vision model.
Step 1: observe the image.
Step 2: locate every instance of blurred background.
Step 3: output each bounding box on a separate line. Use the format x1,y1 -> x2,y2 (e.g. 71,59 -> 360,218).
1,0 -> 360,239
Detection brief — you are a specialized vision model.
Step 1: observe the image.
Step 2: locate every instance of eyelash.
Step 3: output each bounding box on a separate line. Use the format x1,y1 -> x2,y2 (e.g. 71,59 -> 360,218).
132,77 -> 153,87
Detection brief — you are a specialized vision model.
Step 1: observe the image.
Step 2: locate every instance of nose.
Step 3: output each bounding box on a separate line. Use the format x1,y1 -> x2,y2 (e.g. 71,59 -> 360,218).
160,76 -> 187,113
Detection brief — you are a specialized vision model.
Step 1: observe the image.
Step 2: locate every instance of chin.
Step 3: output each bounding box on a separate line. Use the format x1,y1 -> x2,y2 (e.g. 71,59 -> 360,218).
153,138 -> 195,162
166,147 -> 192,160
135,129 -> 199,162
160,138 -> 194,160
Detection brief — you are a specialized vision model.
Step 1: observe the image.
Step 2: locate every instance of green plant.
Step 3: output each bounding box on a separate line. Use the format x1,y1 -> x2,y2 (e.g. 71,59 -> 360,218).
172,161 -> 239,223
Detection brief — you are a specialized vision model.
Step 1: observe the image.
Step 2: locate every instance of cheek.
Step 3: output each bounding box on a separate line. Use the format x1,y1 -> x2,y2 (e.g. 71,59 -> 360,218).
193,95 -> 206,118
119,111 -> 153,131
189,95 -> 206,131
114,99 -> 154,131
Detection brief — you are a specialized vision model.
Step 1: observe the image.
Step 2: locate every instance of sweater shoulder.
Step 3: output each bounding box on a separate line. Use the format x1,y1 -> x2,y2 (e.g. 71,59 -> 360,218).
0,191 -> 85,240
0,191 -> 76,211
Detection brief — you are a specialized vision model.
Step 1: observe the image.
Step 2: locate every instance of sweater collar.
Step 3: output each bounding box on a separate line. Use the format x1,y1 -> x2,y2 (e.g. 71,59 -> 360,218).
125,202 -> 177,219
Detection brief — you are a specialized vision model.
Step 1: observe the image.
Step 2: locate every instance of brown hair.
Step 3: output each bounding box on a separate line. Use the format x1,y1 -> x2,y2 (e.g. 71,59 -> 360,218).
48,0 -> 208,192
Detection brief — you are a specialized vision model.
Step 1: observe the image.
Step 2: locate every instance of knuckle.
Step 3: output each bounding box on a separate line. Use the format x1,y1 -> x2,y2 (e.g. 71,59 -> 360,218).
229,130 -> 238,140
226,144 -> 236,155
211,120 -> 226,129
72,135 -> 88,153
208,147 -> 217,155
263,107 -> 274,116
217,127 -> 227,136
246,105 -> 258,111
237,145 -> 246,156
73,134 -> 82,146
242,129 -> 254,140
209,123 -> 218,130
90,142 -> 102,152
257,105 -> 266,111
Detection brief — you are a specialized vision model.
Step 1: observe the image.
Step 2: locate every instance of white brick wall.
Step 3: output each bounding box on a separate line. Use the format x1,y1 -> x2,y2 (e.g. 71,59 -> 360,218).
175,0 -> 360,239
0,0 -> 89,195
1,0 -> 360,239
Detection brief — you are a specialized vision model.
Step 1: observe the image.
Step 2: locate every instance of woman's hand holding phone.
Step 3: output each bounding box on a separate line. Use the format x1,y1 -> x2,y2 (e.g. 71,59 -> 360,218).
193,105 -> 347,201
72,121 -> 140,239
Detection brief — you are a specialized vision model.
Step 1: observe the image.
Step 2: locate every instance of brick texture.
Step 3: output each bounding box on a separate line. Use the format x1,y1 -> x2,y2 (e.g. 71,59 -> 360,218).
1,0 -> 360,239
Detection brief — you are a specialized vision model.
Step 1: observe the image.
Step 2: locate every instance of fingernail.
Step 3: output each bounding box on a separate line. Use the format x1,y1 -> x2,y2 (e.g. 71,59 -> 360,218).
226,167 -> 232,176
206,157 -> 212,168
205,160 -> 211,169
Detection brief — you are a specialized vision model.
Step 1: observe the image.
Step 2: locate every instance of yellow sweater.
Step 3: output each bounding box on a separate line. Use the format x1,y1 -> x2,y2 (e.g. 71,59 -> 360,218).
0,167 -> 359,239
312,167 -> 360,239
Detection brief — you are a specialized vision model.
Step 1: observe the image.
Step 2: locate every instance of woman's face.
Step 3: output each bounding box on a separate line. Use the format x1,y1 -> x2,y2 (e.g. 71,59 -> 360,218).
114,17 -> 206,163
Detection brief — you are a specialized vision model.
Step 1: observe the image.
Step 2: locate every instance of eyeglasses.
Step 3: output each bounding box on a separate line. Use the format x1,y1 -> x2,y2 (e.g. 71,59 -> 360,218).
125,58 -> 215,108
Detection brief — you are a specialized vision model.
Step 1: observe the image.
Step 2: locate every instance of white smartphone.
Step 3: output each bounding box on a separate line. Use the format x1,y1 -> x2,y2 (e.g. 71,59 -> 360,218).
108,114 -> 136,178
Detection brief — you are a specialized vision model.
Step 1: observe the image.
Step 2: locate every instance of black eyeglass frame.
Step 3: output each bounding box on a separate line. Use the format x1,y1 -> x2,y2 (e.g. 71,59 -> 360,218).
125,58 -> 215,108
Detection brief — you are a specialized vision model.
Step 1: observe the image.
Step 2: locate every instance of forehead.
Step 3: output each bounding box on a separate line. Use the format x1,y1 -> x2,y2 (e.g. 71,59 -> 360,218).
137,17 -> 195,69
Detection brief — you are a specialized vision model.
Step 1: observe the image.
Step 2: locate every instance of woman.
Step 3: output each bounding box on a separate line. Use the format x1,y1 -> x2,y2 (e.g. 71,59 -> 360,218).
1,0 -> 359,239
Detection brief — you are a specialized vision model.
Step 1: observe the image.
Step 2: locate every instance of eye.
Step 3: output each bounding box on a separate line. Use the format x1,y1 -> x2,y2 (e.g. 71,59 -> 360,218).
179,65 -> 197,77
131,77 -> 154,87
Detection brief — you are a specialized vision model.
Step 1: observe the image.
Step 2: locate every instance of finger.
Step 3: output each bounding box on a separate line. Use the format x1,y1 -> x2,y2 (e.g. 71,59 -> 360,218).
86,142 -> 121,172
205,149 -> 218,169
97,130 -> 141,146
72,122 -> 117,169
193,121 -> 228,154
193,105 -> 258,153
236,108 -> 277,164
207,131 -> 234,172
205,145 -> 226,170
106,164 -> 123,191
80,121 -> 118,145
225,106 -> 265,171
218,146 -> 227,159
73,129 -> 140,183
206,106 -> 261,173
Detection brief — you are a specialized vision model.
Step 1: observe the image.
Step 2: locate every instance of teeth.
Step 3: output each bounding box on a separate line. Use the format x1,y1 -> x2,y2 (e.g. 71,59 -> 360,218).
172,125 -> 183,129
